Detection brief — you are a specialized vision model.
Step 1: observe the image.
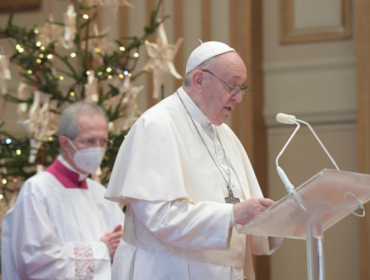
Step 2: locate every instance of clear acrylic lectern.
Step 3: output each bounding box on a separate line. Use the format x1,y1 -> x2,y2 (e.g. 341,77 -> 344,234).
236,169 -> 370,280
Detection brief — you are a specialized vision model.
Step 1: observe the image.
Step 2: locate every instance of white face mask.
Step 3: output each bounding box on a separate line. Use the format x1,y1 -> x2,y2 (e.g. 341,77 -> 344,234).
67,139 -> 106,175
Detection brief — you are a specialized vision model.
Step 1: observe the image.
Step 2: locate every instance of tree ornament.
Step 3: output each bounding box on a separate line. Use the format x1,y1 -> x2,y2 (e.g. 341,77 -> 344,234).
36,15 -> 64,47
84,70 -> 99,103
0,49 -> 11,94
62,4 -> 77,49
142,23 -> 183,99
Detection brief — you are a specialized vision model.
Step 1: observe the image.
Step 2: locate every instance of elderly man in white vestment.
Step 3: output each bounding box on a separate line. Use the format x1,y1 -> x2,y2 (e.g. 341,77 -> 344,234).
105,41 -> 282,280
1,102 -> 125,280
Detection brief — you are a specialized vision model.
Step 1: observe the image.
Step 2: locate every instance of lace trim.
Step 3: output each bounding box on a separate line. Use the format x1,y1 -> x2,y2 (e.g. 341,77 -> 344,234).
74,243 -> 94,280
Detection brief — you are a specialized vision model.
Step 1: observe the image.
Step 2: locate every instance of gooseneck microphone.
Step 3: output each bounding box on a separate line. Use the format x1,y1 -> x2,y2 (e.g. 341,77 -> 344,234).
275,113 -> 340,211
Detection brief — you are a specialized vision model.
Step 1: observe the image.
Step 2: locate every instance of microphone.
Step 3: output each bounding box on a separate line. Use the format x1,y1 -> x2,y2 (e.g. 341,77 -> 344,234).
275,113 -> 340,211
276,113 -> 296,124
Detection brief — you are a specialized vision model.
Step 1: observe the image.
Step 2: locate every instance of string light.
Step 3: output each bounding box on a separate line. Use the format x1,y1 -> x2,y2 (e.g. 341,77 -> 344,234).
16,44 -> 21,50
2,178 -> 7,185
123,70 -> 129,76
16,149 -> 21,155
128,73 -> 132,77
70,52 -> 76,58
70,91 -> 75,96
48,136 -> 54,141
0,194 -> 3,200
18,48 -> 24,53
108,75 -> 112,79
34,29 -> 39,34
27,70 -> 33,75
133,52 -> 139,58
13,178 -> 17,183
82,14 -> 89,20
86,70 -> 90,75
106,67 -> 112,72
59,76 -> 64,81
119,46 -> 125,51
98,71 -> 103,76
36,58 -> 42,64
40,46 -> 46,51
47,54 -> 53,59
119,74 -> 124,79
5,139 -> 12,145
36,41 -> 42,47
39,54 -> 44,58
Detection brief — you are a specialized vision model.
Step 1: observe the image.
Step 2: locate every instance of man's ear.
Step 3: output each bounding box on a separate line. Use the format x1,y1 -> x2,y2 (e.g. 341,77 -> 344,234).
59,136 -> 69,152
192,70 -> 204,94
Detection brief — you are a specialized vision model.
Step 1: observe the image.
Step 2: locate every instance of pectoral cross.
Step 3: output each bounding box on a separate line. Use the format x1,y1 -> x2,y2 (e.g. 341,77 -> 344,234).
225,187 -> 240,204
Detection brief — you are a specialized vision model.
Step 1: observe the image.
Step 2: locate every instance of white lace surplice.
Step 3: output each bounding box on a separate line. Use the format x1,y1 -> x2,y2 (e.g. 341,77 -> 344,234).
1,171 -> 124,280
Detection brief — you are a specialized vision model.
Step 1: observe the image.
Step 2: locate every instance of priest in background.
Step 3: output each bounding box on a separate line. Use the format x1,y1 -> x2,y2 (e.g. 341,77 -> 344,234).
1,101 -> 124,280
105,41 -> 282,280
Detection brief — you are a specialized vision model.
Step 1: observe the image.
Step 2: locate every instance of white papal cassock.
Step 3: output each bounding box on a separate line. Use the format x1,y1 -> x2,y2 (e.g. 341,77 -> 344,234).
105,87 -> 282,280
1,156 -> 125,280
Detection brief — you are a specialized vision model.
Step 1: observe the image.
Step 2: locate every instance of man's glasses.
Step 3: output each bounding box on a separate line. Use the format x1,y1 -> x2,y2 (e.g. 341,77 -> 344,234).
201,69 -> 251,96
74,138 -> 113,149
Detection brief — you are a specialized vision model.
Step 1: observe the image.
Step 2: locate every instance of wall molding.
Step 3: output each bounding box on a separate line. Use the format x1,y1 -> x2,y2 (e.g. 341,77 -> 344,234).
265,110 -> 357,128
263,56 -> 356,74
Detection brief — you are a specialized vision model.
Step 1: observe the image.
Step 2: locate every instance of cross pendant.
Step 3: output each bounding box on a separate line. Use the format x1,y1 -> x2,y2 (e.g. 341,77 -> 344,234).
225,188 -> 240,204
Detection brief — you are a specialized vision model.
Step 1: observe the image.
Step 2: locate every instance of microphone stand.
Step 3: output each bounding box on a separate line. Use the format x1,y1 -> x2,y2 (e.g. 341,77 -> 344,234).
275,113 -> 340,280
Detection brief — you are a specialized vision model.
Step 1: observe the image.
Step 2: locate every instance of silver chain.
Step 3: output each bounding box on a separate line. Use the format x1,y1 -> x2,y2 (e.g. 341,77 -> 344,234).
176,91 -> 233,193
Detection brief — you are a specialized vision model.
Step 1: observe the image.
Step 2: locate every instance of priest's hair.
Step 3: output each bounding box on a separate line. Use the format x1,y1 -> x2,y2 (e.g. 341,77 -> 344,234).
58,101 -> 108,139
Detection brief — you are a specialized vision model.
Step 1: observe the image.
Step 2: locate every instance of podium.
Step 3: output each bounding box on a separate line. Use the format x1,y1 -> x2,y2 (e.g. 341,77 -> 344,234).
236,169 -> 370,280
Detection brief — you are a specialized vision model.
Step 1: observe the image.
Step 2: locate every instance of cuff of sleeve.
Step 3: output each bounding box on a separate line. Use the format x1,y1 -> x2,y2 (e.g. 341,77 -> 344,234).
91,242 -> 111,261
230,208 -> 236,227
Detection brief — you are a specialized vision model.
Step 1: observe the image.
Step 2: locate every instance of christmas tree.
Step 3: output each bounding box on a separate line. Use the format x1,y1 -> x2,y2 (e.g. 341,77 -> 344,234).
0,0 -> 183,209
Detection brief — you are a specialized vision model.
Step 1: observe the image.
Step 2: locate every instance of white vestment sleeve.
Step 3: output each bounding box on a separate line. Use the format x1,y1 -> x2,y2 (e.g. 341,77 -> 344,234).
128,198 -> 234,250
4,184 -> 111,280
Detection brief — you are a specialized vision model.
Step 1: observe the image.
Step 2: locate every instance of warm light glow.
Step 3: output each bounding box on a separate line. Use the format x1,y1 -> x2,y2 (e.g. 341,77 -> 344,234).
86,71 -> 90,75
59,76 -> 64,81
40,46 -> 46,51
48,136 -> 54,141
27,70 -> 33,75
16,44 -> 21,49
2,179 -> 7,185
145,40 -> 149,44
47,54 -> 53,59
34,29 -> 39,34
106,67 -> 112,73
133,52 -> 139,58
5,138 -> 11,145
13,177 -> 17,183
119,46 -> 125,51
70,52 -> 76,58
39,54 -> 44,58
0,194 -> 3,200
36,41 -> 42,47
70,91 -> 75,96
94,47 -> 101,53
123,70 -> 129,76
36,58 -> 42,64
119,74 -> 124,79
98,71 -> 103,76
108,75 -> 112,79
83,14 -> 89,20
18,48 -> 24,53
128,73 -> 132,77
16,149 -> 21,155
